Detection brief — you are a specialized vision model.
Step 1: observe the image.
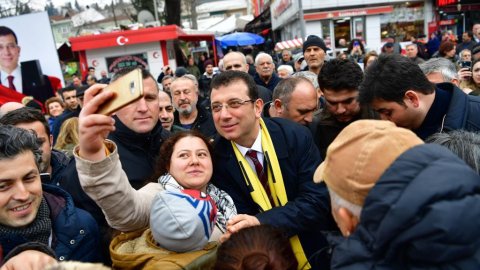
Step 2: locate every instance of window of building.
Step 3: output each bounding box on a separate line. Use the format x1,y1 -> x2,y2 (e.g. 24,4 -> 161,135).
380,2 -> 425,42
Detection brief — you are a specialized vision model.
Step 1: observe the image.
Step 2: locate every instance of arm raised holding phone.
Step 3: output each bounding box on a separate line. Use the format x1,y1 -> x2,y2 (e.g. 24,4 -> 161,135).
77,84 -> 115,162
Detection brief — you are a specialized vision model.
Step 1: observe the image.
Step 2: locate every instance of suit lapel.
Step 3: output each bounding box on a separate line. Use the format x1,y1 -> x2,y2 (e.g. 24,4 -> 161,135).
215,137 -> 251,196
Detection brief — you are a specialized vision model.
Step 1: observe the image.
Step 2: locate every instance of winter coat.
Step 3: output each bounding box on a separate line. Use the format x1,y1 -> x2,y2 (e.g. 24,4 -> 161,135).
331,144 -> 480,269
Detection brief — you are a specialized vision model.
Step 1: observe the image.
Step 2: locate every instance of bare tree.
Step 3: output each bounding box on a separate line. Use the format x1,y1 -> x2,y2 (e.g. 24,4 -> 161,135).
0,0 -> 32,18
183,0 -> 198,29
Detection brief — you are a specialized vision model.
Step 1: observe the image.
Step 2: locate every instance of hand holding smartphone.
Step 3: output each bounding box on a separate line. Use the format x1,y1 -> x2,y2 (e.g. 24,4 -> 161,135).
96,69 -> 144,115
460,61 -> 472,70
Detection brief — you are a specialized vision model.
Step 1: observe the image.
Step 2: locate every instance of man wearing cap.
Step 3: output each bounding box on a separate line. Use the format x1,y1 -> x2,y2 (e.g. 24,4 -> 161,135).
381,42 -> 395,55
310,59 -> 377,158
360,54 -> 480,140
293,53 -> 305,72
313,119 -> 480,269
210,70 -> 336,269
253,53 -> 281,92
303,35 -> 328,75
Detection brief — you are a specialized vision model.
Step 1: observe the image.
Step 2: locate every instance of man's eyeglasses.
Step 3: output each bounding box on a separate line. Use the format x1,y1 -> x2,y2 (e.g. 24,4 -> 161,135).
211,99 -> 254,113
0,43 -> 18,52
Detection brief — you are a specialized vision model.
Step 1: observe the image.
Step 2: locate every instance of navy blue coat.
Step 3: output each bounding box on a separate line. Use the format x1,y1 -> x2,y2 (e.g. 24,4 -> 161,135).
253,72 -> 281,92
440,82 -> 480,133
212,117 -> 337,268
331,144 -> 480,269
0,184 -> 100,263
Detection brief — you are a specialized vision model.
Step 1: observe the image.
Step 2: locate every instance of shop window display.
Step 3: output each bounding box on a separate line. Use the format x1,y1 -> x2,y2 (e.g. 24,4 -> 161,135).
380,3 -> 425,42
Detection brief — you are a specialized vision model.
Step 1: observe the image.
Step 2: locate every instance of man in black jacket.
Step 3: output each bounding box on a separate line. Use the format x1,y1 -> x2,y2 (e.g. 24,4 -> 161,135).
171,74 -> 216,137
360,54 -> 480,140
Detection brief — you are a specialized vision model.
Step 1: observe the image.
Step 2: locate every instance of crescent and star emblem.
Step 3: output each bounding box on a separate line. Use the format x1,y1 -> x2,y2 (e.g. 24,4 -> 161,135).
116,36 -> 129,46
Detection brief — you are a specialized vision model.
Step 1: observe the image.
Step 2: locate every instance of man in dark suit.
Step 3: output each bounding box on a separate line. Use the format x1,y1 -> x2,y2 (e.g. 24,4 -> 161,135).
209,71 -> 336,269
0,26 -> 55,104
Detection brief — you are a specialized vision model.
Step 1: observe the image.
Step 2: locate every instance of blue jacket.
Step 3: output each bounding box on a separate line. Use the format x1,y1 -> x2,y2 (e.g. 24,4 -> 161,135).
440,82 -> 480,133
211,117 -> 337,269
0,184 -> 100,263
330,144 -> 480,269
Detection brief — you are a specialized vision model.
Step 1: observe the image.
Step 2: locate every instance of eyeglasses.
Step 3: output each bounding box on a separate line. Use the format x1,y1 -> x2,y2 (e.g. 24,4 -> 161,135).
211,99 -> 254,112
0,43 -> 18,52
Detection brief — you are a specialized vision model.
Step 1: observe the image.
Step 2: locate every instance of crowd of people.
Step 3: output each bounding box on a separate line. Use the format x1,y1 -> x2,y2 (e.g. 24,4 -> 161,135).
1,21 -> 480,270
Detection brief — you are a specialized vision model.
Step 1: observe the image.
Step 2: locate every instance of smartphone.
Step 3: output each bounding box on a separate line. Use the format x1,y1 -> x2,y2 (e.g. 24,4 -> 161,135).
96,69 -> 144,115
460,61 -> 472,70
353,41 -> 360,47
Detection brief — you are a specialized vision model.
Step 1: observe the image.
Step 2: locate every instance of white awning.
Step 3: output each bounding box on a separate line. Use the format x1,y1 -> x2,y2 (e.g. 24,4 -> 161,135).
274,38 -> 304,51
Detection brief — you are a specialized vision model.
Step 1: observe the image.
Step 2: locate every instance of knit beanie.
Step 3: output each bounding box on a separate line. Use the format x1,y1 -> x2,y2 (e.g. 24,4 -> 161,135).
303,35 -> 328,53
150,189 -> 218,252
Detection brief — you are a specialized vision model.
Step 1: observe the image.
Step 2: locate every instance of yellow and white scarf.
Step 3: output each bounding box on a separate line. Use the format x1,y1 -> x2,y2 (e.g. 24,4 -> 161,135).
231,118 -> 311,269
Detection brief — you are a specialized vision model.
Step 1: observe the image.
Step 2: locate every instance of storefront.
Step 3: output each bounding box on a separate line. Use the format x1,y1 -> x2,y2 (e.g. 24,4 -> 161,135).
434,0 -> 480,36
69,25 -> 216,80
301,1 -> 434,54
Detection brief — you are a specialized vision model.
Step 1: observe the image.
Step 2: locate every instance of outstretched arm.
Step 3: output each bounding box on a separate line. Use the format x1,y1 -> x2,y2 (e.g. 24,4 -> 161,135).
75,85 -> 162,231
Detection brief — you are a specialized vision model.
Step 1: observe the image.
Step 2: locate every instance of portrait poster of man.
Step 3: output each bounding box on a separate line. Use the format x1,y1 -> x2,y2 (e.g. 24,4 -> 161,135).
0,12 -> 64,106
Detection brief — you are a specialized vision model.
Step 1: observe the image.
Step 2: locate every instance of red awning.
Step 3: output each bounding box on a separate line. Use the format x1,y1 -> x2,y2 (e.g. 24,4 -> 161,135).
69,25 -> 215,51
274,37 -> 304,51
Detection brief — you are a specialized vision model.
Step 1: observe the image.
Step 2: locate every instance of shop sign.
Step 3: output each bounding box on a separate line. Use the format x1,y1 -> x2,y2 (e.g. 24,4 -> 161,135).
272,0 -> 292,18
106,53 -> 149,74
437,0 -> 457,7
304,6 -> 393,21
271,0 -> 300,30
439,19 -> 456,25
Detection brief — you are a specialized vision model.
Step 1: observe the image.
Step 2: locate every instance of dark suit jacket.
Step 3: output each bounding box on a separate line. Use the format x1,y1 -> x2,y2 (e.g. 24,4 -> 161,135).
0,69 -> 55,104
211,117 -> 337,269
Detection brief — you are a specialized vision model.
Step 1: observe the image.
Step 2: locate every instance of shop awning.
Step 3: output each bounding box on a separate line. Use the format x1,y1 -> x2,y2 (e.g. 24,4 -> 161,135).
274,37 -> 304,51
69,25 -> 215,51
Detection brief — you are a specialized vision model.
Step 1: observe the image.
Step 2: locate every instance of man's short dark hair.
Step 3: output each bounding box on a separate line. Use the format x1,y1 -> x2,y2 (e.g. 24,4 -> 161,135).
111,67 -> 158,91
211,70 -> 259,101
359,54 -> 434,105
0,26 -> 18,44
0,107 -> 51,137
464,31 -> 474,39
273,77 -> 312,107
318,59 -> 363,92
60,86 -> 76,97
0,125 -> 42,167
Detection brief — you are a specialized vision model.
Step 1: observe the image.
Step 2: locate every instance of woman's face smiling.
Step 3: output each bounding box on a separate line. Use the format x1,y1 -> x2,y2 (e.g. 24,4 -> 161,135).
168,136 -> 213,192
